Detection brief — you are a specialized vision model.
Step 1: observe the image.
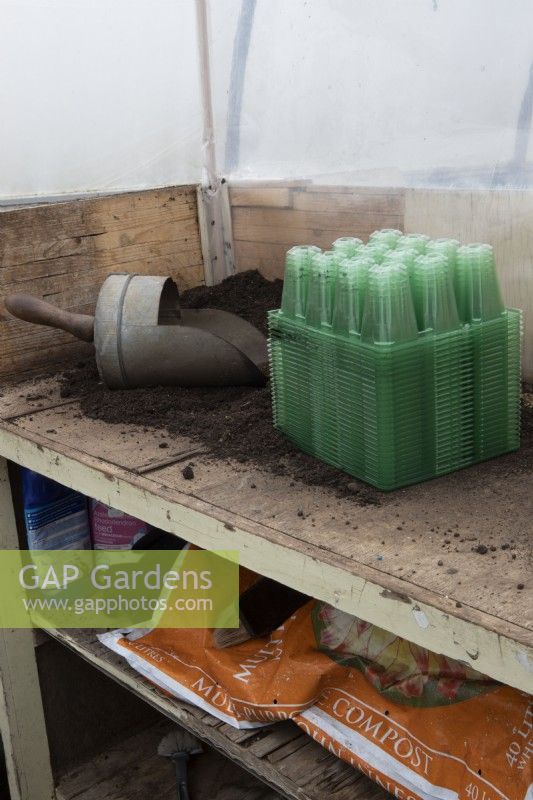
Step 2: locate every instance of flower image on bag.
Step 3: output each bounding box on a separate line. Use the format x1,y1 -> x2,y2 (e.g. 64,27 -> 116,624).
312,604 -> 495,707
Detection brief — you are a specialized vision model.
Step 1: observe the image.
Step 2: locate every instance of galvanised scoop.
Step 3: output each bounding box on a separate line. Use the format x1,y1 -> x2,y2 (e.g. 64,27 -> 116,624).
5,273 -> 268,389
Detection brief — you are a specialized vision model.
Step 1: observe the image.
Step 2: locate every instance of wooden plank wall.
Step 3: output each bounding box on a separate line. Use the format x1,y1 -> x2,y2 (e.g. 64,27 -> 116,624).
0,186 -> 204,381
229,182 -> 533,381
231,184 -> 405,280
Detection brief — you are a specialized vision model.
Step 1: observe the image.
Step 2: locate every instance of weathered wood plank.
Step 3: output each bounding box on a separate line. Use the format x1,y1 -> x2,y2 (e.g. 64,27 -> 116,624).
247,722 -> 303,759
7,401 -> 202,472
0,187 -> 197,268
232,206 -> 403,234
303,185 -> 405,195
230,180 -> 312,189
292,190 -> 403,215
232,224 -> 399,249
233,241 -> 289,280
56,720 -> 276,800
0,377 -> 75,421
0,186 -> 204,380
230,186 -> 405,279
0,245 -> 203,290
56,723 -> 173,798
230,187 -> 293,208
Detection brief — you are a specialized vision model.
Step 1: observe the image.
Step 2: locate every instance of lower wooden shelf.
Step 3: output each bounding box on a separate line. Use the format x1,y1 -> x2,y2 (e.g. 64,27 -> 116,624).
55,722 -> 180,800
56,720 -> 284,800
47,629 -> 387,800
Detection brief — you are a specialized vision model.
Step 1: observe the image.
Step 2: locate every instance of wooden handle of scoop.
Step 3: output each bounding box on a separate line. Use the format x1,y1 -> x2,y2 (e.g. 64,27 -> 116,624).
4,294 -> 95,342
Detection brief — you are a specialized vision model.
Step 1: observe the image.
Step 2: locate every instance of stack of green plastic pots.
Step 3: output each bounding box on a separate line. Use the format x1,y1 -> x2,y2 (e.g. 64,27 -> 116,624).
456,244 -> 521,459
505,308 -> 522,450
358,261 -> 430,487
397,233 -> 430,254
272,245 -> 319,446
410,253 -> 474,474
364,240 -> 391,264
305,251 -> 339,462
268,231 -> 522,490
332,236 -> 363,258
368,228 -> 403,249
332,255 -> 371,474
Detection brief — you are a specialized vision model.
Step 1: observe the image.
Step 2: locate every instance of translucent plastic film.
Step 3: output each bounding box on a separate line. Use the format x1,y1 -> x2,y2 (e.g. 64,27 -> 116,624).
0,0 -> 202,199
210,0 -> 533,188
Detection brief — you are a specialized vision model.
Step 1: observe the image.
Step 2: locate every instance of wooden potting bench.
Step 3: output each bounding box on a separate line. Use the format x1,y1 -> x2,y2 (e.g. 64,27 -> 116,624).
0,372 -> 531,800
0,185 -> 531,800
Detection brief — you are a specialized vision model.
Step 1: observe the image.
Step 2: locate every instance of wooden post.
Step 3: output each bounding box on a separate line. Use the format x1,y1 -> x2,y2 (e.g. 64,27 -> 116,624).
197,183 -> 236,285
0,457 -> 55,800
194,0 -> 235,285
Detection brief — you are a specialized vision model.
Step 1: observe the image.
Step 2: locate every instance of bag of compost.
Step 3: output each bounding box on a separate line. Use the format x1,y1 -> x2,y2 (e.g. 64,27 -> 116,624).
100,590 -> 531,800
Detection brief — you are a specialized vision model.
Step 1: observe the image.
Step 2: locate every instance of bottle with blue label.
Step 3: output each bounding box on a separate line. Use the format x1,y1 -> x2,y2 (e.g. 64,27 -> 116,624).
21,468 -> 91,550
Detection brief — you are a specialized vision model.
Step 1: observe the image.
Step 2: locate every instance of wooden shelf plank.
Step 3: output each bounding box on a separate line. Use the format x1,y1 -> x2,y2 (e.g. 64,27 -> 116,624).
56,720 -> 289,800
48,629 -> 383,800
0,376 -> 531,693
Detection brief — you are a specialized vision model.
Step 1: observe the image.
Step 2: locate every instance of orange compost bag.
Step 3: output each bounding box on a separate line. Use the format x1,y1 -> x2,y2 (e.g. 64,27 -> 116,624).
100,599 -> 532,800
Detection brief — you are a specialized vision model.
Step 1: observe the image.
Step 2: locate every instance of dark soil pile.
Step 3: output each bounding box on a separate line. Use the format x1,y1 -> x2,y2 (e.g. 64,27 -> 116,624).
58,270 -> 532,506
179,269 -> 282,337
59,271 -> 381,505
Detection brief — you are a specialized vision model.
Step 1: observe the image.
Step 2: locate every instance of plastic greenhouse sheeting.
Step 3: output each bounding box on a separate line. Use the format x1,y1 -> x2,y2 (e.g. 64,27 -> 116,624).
0,0 -> 203,199
2,0 -> 532,198
210,0 -> 533,188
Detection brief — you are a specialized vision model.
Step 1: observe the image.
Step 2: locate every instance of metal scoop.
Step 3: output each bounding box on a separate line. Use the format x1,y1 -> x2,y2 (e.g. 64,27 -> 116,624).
4,273 -> 268,389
